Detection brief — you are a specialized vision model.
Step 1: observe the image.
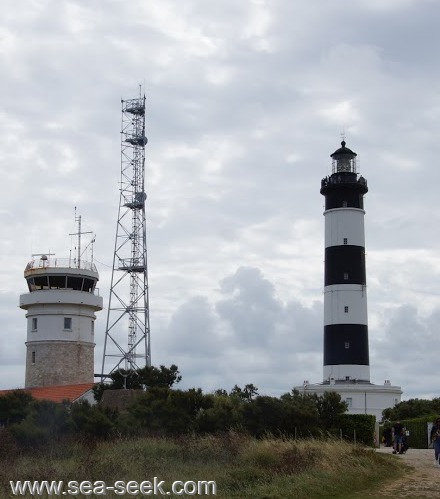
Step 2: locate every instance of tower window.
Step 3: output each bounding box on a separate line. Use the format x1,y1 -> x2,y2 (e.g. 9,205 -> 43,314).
344,306 -> 349,313
64,317 -> 72,331
346,397 -> 352,408
342,201 -> 347,207
345,342 -> 350,349
34,276 -> 49,290
31,351 -> 36,364
66,276 -> 84,291
343,238 -> 348,245
343,272 -> 349,280
31,318 -> 38,331
48,275 -> 67,289
83,278 -> 94,293
91,321 -> 94,334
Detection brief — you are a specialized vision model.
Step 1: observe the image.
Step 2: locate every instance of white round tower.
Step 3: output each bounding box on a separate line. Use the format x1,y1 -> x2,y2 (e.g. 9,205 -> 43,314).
19,256 -> 103,388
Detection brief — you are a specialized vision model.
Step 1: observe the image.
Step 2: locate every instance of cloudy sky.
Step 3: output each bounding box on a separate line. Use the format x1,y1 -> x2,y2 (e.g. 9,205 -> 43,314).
1,0 -> 440,401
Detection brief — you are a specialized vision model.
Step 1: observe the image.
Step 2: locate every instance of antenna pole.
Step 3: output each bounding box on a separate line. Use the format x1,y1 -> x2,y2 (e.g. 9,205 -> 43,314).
69,208 -> 92,269
78,212 -> 81,268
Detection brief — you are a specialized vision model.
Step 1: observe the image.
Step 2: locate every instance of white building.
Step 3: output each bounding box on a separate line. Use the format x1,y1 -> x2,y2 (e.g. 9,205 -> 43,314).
298,379 -> 401,421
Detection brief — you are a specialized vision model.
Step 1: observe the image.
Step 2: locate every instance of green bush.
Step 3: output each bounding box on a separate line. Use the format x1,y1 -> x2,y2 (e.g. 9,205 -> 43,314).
339,414 -> 376,445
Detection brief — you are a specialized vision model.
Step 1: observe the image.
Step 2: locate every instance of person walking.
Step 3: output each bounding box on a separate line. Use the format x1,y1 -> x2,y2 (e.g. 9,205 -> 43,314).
430,418 -> 440,464
392,421 -> 404,454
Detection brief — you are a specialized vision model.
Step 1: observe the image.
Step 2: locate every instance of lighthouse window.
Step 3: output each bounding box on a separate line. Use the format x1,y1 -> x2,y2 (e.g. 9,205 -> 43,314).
342,201 -> 347,207
343,238 -> 348,245
31,351 -> 36,364
64,317 -> 72,331
31,318 -> 38,331
343,272 -> 349,280
345,342 -> 350,349
346,397 -> 352,408
344,306 -> 349,313
91,320 -> 95,334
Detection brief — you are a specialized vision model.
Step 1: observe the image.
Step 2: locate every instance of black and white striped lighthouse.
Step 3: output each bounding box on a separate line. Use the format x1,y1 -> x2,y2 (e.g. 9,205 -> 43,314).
295,140 -> 402,418
320,141 -> 369,383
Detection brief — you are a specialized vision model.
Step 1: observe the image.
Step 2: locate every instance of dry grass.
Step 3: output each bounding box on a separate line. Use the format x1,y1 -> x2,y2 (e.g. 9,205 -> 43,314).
0,433 -> 404,498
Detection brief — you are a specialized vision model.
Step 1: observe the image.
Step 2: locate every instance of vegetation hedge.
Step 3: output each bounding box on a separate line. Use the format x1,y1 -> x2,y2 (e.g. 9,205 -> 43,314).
380,415 -> 439,449
339,414 -> 376,446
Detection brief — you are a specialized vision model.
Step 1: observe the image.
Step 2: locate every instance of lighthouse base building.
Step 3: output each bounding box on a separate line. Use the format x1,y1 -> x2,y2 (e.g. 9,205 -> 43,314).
295,141 -> 402,421
296,380 -> 402,422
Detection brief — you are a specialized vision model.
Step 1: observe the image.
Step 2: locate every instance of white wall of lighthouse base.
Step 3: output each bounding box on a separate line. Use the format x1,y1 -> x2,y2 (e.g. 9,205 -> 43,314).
294,382 -> 402,421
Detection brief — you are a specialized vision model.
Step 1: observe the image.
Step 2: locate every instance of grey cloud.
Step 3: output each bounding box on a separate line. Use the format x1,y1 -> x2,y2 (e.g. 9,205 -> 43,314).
154,266 -> 322,394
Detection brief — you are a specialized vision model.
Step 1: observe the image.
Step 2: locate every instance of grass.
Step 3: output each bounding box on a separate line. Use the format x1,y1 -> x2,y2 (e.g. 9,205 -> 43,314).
0,433 -> 405,498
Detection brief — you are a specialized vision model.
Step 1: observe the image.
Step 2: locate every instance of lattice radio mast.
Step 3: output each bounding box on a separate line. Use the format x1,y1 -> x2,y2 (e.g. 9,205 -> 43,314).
101,88 -> 151,378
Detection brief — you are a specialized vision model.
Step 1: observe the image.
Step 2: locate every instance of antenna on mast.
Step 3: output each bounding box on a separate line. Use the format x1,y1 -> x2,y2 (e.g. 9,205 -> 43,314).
69,207 -> 93,269
81,235 -> 96,266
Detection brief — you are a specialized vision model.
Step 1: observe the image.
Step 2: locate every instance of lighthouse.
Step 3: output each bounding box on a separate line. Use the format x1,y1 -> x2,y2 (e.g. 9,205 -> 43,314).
295,140 -> 402,420
19,216 -> 103,388
320,140 -> 369,383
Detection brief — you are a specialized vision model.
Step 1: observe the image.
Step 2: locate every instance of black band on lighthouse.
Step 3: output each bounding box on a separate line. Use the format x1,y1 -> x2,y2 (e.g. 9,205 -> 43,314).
320,173 -> 368,210
324,324 -> 369,366
325,246 -> 366,286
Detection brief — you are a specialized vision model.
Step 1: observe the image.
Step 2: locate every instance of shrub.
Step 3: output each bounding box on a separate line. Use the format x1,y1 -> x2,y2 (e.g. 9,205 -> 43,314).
339,414 -> 376,445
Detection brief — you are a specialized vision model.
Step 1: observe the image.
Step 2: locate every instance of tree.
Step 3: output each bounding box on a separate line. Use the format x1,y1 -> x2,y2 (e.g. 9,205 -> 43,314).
383,398 -> 438,421
229,384 -> 259,401
8,399 -> 71,448
0,390 -> 34,426
126,387 -> 213,435
94,364 -> 182,401
229,385 -> 243,398
213,388 -> 228,397
70,401 -> 117,439
280,390 -> 320,436
243,384 -> 259,401
241,396 -> 283,437
315,391 -> 348,428
195,394 -> 243,433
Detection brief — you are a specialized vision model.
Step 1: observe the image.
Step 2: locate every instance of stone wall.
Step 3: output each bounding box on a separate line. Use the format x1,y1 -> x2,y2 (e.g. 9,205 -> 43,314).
25,340 -> 94,387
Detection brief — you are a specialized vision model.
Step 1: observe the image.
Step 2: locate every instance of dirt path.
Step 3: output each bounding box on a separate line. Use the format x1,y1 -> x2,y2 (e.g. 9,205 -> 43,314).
366,447 -> 440,498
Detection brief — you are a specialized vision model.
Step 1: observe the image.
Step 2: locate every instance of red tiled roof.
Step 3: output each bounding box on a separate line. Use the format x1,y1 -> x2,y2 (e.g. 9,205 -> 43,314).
0,383 -> 95,403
